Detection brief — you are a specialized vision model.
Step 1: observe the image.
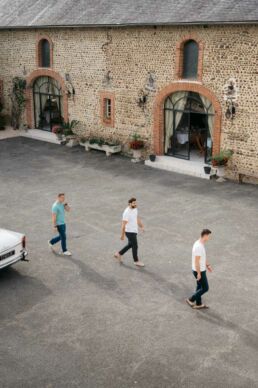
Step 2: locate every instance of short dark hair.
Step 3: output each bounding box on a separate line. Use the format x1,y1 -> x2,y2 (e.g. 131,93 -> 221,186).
128,197 -> 136,204
58,193 -> 65,197
201,229 -> 212,237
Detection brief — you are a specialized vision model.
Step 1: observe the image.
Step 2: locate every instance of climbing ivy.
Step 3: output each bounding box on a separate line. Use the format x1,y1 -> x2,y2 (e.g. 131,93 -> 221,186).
10,77 -> 26,129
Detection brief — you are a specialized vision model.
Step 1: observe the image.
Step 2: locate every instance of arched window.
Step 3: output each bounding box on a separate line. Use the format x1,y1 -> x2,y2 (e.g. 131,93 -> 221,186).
39,39 -> 51,68
182,40 -> 199,79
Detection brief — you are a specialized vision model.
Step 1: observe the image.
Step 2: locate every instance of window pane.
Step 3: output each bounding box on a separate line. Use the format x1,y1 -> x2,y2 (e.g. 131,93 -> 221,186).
41,39 -> 50,68
183,40 -> 199,79
104,98 -> 111,119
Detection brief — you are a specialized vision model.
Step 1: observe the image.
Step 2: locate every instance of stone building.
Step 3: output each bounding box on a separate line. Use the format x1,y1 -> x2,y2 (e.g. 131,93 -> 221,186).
0,0 -> 257,180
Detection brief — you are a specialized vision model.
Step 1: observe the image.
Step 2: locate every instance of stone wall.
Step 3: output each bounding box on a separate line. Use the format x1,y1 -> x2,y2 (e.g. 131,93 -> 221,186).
0,25 -> 257,179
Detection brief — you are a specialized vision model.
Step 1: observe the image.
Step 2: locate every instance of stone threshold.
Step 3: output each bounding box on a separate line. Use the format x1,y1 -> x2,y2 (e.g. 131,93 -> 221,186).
145,155 -> 217,180
20,129 -> 62,145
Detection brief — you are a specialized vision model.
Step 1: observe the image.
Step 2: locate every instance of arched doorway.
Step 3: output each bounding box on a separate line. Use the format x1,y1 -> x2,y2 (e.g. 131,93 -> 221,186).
33,76 -> 63,131
153,82 -> 222,157
164,92 -> 214,163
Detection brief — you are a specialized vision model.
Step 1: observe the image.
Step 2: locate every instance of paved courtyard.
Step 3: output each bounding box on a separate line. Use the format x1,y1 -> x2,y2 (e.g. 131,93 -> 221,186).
0,137 -> 258,388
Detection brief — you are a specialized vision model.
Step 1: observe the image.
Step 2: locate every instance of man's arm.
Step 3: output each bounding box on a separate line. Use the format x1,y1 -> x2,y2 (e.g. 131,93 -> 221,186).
52,212 -> 57,230
137,217 -> 144,231
195,256 -> 201,280
206,261 -> 213,272
121,221 -> 127,240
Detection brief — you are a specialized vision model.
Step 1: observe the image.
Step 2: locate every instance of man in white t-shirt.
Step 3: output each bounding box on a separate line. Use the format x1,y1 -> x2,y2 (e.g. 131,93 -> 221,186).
186,229 -> 213,309
114,197 -> 145,267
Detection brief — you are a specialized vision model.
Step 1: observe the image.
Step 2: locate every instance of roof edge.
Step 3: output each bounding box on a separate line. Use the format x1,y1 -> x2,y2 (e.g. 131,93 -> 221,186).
0,20 -> 258,30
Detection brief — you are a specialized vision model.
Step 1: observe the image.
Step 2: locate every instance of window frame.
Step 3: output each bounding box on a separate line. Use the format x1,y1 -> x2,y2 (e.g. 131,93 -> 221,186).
36,35 -> 53,68
100,92 -> 115,127
175,36 -> 204,82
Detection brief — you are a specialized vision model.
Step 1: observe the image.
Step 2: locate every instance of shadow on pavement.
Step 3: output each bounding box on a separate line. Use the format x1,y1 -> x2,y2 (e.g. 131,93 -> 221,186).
0,267 -> 51,321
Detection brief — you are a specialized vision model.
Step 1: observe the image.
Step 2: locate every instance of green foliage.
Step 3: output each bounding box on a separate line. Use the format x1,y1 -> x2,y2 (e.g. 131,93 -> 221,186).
211,149 -> 233,166
61,120 -> 79,137
10,77 -> 26,129
88,137 -> 120,147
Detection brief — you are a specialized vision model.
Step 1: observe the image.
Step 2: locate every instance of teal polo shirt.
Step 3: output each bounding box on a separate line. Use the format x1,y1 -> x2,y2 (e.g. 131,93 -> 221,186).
52,201 -> 65,225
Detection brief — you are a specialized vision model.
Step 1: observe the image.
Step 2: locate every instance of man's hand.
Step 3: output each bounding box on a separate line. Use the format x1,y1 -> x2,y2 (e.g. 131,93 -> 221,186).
207,264 -> 213,273
53,226 -> 58,233
120,234 -> 125,241
140,226 -> 145,233
64,204 -> 71,212
197,272 -> 201,281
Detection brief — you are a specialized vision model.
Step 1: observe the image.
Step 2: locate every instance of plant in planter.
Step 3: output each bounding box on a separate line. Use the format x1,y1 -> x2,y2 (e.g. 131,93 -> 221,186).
211,149 -> 233,178
54,126 -> 64,141
85,136 -> 121,156
62,120 -> 79,147
211,149 -> 233,167
149,150 -> 156,162
129,133 -> 144,162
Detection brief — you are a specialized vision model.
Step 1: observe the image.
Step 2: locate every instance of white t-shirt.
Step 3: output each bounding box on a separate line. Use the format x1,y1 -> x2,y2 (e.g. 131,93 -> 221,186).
192,239 -> 206,272
122,207 -> 138,233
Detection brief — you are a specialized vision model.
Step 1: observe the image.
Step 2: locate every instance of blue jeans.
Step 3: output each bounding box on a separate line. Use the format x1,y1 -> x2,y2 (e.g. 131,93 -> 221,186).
50,224 -> 67,252
189,270 -> 209,306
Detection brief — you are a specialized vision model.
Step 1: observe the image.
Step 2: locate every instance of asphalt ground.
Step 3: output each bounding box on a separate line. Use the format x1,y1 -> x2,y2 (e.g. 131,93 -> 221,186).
0,137 -> 258,388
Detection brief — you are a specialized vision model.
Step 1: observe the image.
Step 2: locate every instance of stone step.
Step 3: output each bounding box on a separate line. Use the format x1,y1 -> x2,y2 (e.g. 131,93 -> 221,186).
145,156 -> 215,180
20,129 -> 62,145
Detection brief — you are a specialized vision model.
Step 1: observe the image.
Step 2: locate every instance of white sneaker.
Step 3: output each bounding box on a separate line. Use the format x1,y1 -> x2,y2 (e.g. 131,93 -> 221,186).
63,251 -> 72,256
48,240 -> 56,252
135,261 -> 145,267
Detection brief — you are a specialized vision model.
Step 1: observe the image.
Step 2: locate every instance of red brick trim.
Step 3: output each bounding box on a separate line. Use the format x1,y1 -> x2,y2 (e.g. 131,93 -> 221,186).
153,82 -> 222,156
25,69 -> 68,129
100,91 -> 115,127
175,35 -> 204,82
36,34 -> 53,68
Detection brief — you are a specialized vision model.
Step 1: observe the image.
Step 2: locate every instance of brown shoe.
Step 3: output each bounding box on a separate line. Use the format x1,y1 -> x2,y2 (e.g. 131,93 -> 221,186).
114,252 -> 122,263
186,299 -> 195,308
192,304 -> 209,309
135,261 -> 145,267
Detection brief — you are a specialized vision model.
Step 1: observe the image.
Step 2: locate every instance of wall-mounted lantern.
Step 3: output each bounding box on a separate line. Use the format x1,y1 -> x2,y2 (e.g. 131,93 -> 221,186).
223,78 -> 238,121
65,73 -> 75,96
137,90 -> 148,110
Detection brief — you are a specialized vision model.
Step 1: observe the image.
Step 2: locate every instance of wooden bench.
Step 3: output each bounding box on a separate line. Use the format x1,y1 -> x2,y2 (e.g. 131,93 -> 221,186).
238,170 -> 258,184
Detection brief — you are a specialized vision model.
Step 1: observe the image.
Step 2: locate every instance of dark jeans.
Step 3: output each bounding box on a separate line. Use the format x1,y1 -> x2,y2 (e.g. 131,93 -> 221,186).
189,270 -> 209,306
119,232 -> 138,262
50,224 -> 67,253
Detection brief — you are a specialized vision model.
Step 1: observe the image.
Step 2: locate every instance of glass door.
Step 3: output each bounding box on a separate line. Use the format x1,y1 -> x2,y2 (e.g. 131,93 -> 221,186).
172,110 -> 190,160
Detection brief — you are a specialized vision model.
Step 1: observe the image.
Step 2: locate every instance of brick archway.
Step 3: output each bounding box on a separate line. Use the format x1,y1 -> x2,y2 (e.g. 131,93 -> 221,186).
26,68 -> 68,129
153,82 -> 222,155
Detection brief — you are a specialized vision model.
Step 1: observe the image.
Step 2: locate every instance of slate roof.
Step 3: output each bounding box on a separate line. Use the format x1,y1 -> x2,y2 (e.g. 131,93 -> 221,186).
0,0 -> 257,29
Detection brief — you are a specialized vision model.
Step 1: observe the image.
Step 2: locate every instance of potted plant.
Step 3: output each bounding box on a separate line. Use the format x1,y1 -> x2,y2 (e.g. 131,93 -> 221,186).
54,126 -> 64,141
129,133 -> 144,162
203,166 -> 212,174
85,137 -> 121,156
62,120 -> 79,147
211,149 -> 233,177
149,154 -> 156,162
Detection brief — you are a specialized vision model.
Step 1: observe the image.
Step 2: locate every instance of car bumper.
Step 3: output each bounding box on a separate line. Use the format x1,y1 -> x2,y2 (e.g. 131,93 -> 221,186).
0,250 -> 28,270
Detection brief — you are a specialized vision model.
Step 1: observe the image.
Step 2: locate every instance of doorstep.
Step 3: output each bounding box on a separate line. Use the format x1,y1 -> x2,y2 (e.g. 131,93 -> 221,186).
20,129 -> 63,145
145,156 -> 216,180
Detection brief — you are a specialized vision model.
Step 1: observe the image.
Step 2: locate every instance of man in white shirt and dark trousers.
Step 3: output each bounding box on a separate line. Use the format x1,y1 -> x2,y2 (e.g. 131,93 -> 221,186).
114,198 -> 145,267
186,229 -> 213,309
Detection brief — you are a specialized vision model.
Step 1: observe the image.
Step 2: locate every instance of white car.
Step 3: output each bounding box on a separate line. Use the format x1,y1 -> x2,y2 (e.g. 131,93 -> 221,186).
0,228 -> 28,270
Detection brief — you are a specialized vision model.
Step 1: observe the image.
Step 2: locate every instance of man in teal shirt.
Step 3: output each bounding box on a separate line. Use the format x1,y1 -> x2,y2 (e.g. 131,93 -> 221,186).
48,193 -> 72,256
